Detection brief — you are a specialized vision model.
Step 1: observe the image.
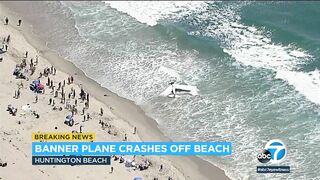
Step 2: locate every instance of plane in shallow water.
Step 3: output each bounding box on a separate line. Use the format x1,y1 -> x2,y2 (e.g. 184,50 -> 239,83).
160,82 -> 199,98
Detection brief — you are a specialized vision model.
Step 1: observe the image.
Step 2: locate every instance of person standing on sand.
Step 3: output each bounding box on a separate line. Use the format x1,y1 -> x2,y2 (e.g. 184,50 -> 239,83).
6,35 -> 10,44
4,17 -> 8,25
100,108 -> 103,116
50,86 -> 54,93
5,45 -> 8,51
110,166 -> 113,173
25,51 -> 28,58
133,127 -> 137,134
58,82 -> 61,90
80,125 -> 84,133
35,95 -> 38,103
18,19 -> 22,26
124,134 -> 127,141
17,89 -> 20,98
101,121 -> 105,128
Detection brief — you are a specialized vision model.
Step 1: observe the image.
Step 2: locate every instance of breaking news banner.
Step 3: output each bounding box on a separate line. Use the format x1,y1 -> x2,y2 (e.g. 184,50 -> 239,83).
31,132 -> 232,166
32,142 -> 232,156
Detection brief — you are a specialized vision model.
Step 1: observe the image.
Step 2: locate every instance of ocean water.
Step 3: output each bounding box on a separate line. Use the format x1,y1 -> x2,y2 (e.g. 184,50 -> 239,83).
6,1 -> 320,179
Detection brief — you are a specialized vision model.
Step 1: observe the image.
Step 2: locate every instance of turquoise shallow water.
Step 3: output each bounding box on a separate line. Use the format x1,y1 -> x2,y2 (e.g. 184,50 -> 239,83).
6,1 -> 320,179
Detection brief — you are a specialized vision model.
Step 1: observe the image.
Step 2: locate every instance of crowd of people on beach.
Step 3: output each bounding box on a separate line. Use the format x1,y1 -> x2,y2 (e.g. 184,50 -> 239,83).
1,16 -> 174,180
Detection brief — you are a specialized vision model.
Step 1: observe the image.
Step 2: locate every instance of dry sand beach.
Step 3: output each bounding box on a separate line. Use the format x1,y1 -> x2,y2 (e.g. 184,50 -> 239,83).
0,2 -> 229,180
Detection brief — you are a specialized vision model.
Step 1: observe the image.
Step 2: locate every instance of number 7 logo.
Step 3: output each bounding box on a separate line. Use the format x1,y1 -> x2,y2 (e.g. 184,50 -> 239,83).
265,139 -> 287,163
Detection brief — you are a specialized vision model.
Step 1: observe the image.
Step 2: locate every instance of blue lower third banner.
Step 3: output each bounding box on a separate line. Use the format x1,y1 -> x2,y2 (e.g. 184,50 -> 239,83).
32,142 -> 232,156
32,156 -> 111,165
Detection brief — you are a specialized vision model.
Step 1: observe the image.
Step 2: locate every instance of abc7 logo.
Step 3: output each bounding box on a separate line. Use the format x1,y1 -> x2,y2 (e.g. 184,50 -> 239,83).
257,139 -> 287,163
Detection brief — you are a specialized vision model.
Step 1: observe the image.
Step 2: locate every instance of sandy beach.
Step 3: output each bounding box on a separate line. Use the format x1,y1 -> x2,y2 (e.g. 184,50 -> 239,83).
0,2 -> 229,180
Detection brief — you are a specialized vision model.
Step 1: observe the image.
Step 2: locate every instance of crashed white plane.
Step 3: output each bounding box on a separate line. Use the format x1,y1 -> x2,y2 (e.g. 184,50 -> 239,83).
160,83 -> 199,98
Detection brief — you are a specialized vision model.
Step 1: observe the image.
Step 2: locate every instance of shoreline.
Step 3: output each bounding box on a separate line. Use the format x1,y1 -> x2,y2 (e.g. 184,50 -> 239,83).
0,2 -> 230,180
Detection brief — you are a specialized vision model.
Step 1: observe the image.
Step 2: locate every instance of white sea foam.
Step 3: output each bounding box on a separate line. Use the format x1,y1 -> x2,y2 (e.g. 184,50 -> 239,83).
158,66 -> 181,80
105,1 -> 207,26
276,69 -> 320,105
